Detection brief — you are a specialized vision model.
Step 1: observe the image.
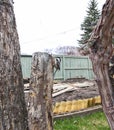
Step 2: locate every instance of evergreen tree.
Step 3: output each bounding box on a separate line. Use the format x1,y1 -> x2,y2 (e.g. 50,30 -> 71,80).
78,0 -> 100,46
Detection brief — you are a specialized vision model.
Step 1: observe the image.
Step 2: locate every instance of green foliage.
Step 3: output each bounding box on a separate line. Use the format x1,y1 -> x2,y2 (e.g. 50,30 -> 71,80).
54,111 -> 110,130
78,0 -> 100,46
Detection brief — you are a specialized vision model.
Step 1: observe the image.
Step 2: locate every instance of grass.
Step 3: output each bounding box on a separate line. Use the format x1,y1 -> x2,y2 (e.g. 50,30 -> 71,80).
54,111 -> 110,130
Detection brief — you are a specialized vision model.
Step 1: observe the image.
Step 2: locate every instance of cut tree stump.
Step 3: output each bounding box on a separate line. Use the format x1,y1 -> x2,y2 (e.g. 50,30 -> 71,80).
28,52 -> 54,130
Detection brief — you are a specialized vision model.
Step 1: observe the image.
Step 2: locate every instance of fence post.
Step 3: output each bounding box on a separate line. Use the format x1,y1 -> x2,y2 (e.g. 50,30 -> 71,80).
28,52 -> 54,130
63,55 -> 66,80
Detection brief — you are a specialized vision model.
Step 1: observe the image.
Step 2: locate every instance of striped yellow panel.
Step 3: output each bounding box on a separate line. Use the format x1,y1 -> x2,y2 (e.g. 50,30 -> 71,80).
65,101 -> 72,112
53,102 -> 61,114
58,101 -> 66,113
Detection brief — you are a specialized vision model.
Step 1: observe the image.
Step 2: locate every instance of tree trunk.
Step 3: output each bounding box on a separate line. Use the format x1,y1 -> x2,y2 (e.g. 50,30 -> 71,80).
84,0 -> 114,129
28,52 -> 54,130
0,0 -> 28,129
90,51 -> 114,129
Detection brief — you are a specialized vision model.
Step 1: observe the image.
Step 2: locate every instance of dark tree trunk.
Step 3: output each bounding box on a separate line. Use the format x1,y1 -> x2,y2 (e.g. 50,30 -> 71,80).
0,0 -> 28,129
84,0 -> 114,129
28,52 -> 54,130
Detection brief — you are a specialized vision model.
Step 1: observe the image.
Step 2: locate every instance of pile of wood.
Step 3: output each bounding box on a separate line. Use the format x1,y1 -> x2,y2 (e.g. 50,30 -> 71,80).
52,81 -> 95,98
24,78 -> 97,101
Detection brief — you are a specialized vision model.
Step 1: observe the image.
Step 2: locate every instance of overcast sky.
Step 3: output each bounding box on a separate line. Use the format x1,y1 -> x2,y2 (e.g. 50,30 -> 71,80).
14,0 -> 106,54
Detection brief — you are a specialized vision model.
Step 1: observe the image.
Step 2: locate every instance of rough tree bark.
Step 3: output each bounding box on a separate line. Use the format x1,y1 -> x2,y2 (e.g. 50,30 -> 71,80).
0,0 -> 28,129
82,0 -> 114,129
28,52 -> 54,130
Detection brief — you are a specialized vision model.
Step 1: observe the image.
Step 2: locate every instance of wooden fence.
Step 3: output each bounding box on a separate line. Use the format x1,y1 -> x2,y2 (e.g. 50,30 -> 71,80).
21,55 -> 94,80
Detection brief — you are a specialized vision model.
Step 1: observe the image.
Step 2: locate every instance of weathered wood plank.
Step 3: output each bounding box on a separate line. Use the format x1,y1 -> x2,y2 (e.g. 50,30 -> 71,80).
52,87 -> 77,97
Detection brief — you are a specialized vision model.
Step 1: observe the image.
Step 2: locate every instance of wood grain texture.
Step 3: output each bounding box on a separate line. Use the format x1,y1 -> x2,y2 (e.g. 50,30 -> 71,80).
28,52 -> 54,130
85,0 -> 114,129
0,1 -> 28,130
